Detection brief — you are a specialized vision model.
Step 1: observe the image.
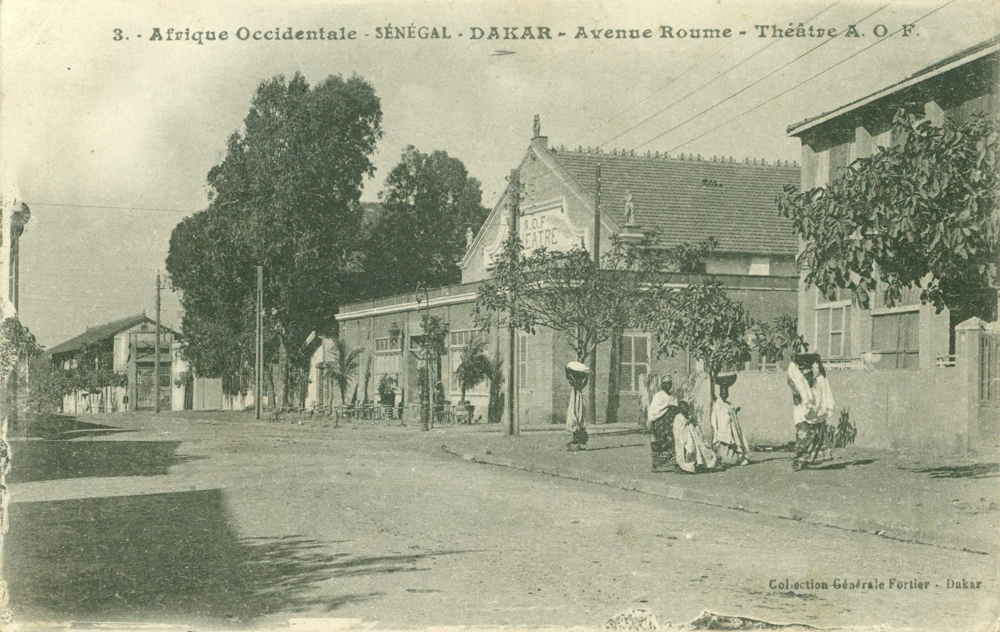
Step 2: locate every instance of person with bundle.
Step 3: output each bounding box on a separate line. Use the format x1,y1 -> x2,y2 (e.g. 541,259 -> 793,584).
565,361 -> 590,450
711,383 -> 750,466
672,400 -> 719,473
788,354 -> 836,470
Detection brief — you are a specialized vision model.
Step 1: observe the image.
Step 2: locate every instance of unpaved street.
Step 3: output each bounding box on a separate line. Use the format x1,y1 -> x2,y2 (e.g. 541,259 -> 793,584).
6,413 -> 998,630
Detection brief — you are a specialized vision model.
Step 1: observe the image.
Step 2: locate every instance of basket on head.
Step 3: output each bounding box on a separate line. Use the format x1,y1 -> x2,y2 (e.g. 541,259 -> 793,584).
793,353 -> 821,371
565,361 -> 590,389
716,372 -> 738,388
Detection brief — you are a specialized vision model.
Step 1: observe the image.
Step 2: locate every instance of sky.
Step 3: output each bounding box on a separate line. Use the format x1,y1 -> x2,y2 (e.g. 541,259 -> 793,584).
0,0 -> 996,347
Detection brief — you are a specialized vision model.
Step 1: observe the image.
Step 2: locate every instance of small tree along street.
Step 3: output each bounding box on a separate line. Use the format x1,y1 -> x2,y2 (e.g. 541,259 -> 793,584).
645,282 -> 755,418
167,73 -> 383,407
475,233 -> 714,424
778,109 -> 999,323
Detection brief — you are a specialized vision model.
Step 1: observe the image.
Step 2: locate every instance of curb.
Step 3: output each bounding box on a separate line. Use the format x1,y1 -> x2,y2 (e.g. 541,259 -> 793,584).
440,444 -> 992,556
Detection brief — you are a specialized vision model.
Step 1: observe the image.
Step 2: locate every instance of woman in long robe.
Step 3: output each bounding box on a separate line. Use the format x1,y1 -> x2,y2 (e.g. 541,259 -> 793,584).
647,377 -> 677,471
711,385 -> 750,465
672,401 -> 719,473
789,357 -> 835,470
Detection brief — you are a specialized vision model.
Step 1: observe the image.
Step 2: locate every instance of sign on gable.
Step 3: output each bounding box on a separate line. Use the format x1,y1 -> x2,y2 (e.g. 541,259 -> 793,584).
483,198 -> 589,268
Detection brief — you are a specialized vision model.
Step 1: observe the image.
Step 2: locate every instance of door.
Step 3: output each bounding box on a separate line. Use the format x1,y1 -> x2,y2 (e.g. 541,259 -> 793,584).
137,368 -> 155,409
516,332 -> 531,425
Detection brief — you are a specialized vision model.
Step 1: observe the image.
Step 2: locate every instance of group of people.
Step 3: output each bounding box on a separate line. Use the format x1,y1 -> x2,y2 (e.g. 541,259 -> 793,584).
647,376 -> 749,474
566,353 -> 838,471
644,353 -> 837,473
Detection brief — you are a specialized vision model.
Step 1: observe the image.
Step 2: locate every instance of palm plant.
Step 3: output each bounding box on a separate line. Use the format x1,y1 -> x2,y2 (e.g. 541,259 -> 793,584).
328,338 -> 362,405
452,336 -> 491,405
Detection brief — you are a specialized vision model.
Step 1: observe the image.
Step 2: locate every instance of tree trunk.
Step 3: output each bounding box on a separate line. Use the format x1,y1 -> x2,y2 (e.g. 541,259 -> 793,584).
275,339 -> 289,409
265,364 -> 275,410
587,342 -> 598,424
605,329 -> 622,425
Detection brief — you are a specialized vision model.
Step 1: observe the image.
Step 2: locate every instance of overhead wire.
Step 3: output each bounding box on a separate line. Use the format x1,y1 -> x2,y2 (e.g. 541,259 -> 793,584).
630,0 -> 895,151
592,0 -> 844,150
565,39 -> 737,148
24,201 -> 196,214
661,0 -> 964,153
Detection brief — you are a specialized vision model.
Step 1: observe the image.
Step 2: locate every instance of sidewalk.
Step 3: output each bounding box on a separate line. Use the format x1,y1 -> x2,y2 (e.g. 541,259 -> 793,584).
441,426 -> 999,554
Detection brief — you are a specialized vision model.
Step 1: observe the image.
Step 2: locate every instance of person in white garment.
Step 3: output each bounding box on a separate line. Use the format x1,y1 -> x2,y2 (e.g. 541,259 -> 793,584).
711,384 -> 750,466
565,361 -> 590,450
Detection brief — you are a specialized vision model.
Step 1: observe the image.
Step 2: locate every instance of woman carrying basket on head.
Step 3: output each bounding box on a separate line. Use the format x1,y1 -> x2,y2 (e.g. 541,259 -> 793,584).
647,376 -> 678,471
711,373 -> 750,466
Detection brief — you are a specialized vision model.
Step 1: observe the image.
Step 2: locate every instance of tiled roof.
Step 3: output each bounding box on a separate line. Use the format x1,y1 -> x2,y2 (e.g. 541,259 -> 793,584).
46,313 -> 170,357
550,149 -> 800,255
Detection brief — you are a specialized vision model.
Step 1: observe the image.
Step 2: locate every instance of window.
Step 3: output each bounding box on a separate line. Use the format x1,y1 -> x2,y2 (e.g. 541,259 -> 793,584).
374,337 -> 401,352
815,304 -> 851,358
449,330 -> 487,396
870,285 -> 921,310
871,311 -> 920,369
619,333 -> 650,392
374,336 -> 401,389
753,349 -> 782,372
450,331 -> 474,347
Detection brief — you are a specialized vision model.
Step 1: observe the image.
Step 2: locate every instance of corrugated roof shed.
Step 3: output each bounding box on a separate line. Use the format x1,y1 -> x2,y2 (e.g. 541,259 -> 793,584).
46,313 -> 169,357
550,150 -> 800,255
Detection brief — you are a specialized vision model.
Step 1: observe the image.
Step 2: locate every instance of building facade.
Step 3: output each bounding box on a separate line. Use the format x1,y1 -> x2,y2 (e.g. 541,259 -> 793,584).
787,36 -> 1000,370
328,122 -> 801,427
46,313 -> 177,413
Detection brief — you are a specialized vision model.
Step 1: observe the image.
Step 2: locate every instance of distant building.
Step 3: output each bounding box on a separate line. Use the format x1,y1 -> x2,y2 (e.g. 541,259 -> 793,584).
328,121 -> 801,426
46,313 -> 177,413
787,35 -> 999,369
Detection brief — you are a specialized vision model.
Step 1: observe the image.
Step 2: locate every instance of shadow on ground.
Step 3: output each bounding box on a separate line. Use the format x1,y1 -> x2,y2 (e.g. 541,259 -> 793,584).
808,459 -> 877,471
6,488 -> 467,625
910,463 -> 1000,479
22,413 -> 134,441
8,438 -> 203,484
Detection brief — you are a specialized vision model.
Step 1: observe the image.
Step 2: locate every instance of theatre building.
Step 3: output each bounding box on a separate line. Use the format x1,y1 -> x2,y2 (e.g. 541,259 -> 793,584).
327,123 -> 801,426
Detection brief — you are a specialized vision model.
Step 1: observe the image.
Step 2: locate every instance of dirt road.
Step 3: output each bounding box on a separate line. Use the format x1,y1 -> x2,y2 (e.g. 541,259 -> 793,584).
6,413 -> 997,630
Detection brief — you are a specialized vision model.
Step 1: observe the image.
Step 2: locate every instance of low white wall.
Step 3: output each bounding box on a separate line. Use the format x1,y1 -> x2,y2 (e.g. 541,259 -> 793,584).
735,367 -> 968,454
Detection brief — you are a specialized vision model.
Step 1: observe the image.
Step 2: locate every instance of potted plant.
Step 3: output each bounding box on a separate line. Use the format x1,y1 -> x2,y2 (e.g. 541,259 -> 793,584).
377,374 -> 397,407
452,336 -> 491,420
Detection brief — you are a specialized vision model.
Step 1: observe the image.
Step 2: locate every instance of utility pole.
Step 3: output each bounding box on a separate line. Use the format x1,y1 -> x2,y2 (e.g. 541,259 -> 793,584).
256,266 -> 263,420
155,273 -> 161,414
590,164 -> 601,424
506,168 -> 520,437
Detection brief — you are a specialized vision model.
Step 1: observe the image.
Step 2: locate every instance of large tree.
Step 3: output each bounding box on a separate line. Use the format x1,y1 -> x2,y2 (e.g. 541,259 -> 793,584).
363,146 -> 488,296
778,109 -> 999,322
167,72 -> 383,407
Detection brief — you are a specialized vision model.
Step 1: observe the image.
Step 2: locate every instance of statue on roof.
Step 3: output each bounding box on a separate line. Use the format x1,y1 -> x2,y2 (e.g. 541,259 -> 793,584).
623,190 -> 636,226
533,114 -> 541,138
466,226 -> 474,250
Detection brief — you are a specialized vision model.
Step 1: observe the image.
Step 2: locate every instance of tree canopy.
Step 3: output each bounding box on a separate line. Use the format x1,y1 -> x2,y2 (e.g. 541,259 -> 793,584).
167,72 -> 383,402
363,146 -> 488,296
778,109 -> 999,320
647,282 -> 755,382
475,234 -> 714,364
